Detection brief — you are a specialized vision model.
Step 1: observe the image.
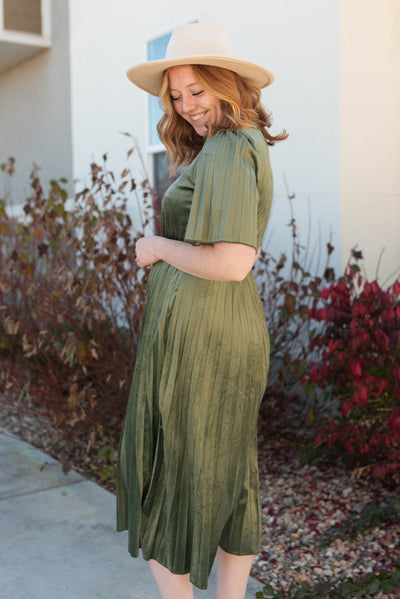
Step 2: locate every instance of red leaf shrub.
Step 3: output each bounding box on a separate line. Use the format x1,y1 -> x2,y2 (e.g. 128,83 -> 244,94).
304,264 -> 400,482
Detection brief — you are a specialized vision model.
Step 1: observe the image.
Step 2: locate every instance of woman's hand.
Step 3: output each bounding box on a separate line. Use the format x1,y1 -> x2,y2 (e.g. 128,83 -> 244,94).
135,236 -> 161,268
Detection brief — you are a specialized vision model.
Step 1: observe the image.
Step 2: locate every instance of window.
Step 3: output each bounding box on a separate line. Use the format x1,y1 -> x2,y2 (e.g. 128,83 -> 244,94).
0,0 -> 51,74
3,0 -> 42,35
147,32 -> 171,148
147,19 -> 198,208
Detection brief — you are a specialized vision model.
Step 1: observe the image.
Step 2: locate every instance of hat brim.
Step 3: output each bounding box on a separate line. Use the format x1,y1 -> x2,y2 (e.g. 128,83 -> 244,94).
126,55 -> 274,96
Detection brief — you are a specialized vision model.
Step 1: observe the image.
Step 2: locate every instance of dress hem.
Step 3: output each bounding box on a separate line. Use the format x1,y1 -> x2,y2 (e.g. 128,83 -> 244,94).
118,530 -> 261,591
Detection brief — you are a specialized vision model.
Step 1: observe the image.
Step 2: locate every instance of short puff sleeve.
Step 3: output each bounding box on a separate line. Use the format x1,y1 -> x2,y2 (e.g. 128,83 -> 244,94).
184,130 -> 259,250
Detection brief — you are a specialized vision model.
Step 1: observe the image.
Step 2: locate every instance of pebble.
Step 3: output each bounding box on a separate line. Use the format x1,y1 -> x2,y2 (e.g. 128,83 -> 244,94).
253,434 -> 400,595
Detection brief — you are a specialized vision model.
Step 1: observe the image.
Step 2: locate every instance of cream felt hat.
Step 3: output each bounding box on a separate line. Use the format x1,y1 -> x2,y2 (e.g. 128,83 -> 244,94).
127,24 -> 274,96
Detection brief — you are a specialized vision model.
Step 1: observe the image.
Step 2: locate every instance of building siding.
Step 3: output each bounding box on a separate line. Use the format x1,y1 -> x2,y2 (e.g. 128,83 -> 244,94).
0,0 -> 73,206
340,0 -> 400,284
1,0 -> 398,282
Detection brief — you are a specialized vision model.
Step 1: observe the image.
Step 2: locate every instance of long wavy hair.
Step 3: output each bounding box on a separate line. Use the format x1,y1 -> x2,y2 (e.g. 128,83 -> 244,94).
157,64 -> 288,174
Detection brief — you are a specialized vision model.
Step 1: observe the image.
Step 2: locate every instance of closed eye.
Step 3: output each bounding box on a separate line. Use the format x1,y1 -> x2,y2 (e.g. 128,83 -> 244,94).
170,90 -> 203,102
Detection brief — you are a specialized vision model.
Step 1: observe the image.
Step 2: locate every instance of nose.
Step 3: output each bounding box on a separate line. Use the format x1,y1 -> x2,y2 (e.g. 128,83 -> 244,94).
181,93 -> 196,114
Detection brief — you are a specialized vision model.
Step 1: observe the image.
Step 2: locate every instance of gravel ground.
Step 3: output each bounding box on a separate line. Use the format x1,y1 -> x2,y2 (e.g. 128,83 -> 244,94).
1,405 -> 399,597
253,433 -> 400,597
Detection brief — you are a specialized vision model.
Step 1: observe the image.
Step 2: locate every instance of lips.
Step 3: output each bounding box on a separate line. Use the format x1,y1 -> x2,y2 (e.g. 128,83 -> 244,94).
190,111 -> 207,122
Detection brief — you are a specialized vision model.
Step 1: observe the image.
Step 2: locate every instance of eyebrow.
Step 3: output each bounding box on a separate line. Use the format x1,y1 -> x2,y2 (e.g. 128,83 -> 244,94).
169,82 -> 199,92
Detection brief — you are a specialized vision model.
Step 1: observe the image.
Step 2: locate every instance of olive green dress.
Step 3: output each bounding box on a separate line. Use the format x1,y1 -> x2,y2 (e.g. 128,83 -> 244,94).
116,127 -> 273,590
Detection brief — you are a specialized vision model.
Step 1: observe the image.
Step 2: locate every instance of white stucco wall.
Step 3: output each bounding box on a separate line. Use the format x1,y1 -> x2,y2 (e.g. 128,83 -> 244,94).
68,0 -> 341,276
340,0 -> 400,285
0,0 -> 73,207
3,1 -> 398,282
68,0 -> 147,193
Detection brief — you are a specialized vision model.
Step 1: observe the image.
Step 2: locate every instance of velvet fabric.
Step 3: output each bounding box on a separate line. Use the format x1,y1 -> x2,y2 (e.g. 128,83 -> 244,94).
116,128 -> 273,590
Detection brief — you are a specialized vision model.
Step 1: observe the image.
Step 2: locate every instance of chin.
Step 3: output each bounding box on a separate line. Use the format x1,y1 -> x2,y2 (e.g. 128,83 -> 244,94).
195,125 -> 209,137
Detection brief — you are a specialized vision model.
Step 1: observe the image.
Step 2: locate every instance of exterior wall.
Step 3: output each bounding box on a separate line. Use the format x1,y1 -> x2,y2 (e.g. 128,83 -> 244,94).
3,0 -> 399,283
251,0 -> 341,275
68,0 -> 341,275
0,0 -> 73,207
68,0 -> 147,193
340,0 -> 400,285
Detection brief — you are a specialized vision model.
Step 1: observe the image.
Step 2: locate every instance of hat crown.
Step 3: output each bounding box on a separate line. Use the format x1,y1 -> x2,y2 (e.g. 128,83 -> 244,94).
165,24 -> 236,60
126,23 -> 274,96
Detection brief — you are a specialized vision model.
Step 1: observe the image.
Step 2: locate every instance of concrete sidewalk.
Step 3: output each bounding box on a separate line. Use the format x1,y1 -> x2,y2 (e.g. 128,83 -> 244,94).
0,430 -> 263,599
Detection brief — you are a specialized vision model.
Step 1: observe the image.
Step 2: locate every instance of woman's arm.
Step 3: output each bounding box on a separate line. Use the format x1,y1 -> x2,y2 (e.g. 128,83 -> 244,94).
135,235 -> 258,282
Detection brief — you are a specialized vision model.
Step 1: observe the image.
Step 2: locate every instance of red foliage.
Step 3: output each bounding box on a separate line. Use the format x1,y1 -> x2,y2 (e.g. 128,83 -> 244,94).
304,265 -> 400,483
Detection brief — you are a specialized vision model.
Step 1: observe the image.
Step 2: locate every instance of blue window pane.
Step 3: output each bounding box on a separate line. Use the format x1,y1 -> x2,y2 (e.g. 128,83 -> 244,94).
147,22 -> 197,147
148,33 -> 171,61
149,97 -> 163,145
148,33 -> 171,146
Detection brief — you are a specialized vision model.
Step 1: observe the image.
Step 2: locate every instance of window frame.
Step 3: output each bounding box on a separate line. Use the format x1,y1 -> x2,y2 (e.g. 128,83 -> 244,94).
145,15 -> 201,156
144,15 -> 201,203
0,0 -> 51,38
0,0 -> 51,73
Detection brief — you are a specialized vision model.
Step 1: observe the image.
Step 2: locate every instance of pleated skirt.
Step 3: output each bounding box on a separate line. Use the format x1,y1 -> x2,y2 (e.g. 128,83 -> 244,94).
116,260 -> 269,590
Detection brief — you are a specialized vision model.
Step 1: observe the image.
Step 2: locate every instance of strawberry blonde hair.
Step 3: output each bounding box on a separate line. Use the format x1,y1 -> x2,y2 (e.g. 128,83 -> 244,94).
157,64 -> 288,174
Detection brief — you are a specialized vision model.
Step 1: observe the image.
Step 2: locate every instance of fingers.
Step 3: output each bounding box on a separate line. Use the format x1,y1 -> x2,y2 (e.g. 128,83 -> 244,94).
135,238 -> 156,268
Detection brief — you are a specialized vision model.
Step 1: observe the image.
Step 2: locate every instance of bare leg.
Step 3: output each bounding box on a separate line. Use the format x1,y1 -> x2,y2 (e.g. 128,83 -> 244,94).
149,559 -> 194,599
215,547 -> 254,599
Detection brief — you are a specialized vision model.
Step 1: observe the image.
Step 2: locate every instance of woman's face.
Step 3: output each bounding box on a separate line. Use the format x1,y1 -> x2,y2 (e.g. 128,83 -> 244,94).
168,65 -> 223,137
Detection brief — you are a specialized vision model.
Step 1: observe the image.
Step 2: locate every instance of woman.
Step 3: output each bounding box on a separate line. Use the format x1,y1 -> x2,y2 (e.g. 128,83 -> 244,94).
117,23 -> 287,599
